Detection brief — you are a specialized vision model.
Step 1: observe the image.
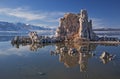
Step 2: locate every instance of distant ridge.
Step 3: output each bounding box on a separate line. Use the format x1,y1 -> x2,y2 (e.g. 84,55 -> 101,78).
0,21 -> 53,32
93,28 -> 120,31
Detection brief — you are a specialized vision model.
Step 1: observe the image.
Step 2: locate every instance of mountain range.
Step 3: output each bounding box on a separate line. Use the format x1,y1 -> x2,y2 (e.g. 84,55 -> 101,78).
0,21 -> 52,32
93,28 -> 120,31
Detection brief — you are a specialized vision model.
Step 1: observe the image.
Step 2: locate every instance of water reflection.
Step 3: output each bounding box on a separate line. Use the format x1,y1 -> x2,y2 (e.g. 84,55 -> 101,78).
0,36 -> 15,42
53,43 -> 97,72
11,42 -> 52,51
11,41 -> 119,72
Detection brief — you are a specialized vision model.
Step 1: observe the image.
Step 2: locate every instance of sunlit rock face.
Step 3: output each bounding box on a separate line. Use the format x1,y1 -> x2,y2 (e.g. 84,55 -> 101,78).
55,9 -> 98,41
55,13 -> 80,40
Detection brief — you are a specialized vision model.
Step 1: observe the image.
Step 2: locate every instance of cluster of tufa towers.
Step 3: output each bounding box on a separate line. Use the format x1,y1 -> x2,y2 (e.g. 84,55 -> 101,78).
55,9 -> 98,41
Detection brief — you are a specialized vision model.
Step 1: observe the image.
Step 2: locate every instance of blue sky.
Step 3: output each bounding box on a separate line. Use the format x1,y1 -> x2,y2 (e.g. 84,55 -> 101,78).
0,0 -> 120,28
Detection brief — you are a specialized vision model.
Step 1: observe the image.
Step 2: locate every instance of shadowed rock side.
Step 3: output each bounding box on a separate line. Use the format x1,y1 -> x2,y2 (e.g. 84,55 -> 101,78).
55,9 -> 98,41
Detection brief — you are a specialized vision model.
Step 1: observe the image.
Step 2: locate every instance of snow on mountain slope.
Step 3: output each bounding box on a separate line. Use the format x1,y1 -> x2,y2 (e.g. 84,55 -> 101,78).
0,21 -> 52,32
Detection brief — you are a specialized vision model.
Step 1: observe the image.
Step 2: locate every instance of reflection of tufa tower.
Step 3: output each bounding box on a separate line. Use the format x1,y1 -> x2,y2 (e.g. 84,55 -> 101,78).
54,43 -> 97,72
79,53 -> 88,72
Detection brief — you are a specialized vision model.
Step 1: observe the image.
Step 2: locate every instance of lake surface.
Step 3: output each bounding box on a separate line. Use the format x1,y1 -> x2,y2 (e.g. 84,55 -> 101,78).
0,36 -> 120,79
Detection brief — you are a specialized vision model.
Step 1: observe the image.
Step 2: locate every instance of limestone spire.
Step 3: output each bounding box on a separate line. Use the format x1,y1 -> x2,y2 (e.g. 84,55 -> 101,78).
80,9 -> 88,22
55,9 -> 98,41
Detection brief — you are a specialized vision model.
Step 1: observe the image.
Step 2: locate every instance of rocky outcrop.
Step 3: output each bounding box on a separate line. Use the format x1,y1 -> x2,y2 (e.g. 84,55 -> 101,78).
28,32 -> 39,43
55,13 -> 80,41
100,51 -> 115,64
55,9 -> 98,41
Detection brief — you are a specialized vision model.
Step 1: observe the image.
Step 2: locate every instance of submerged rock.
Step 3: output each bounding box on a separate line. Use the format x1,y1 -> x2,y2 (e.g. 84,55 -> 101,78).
68,48 -> 78,56
38,72 -> 46,76
60,46 -> 68,53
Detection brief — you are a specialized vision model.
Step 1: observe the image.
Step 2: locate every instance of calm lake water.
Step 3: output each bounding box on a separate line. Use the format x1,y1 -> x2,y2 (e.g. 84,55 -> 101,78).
0,36 -> 120,79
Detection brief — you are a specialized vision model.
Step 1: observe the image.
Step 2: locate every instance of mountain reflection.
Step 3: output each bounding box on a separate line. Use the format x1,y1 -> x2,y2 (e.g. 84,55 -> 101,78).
11,42 -> 51,51
0,36 -> 15,42
11,42 -> 119,72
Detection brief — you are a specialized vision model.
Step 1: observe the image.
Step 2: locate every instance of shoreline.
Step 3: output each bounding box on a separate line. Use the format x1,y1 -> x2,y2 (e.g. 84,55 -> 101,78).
89,41 -> 120,44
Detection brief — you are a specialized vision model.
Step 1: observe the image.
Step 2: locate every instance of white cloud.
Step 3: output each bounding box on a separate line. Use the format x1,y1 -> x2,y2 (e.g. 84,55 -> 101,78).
0,7 -> 110,29
0,46 -> 30,56
0,7 -> 64,22
0,7 -> 46,21
40,12 -> 64,22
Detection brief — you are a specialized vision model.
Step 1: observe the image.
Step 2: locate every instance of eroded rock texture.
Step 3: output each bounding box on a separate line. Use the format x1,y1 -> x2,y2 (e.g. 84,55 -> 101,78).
55,9 -> 98,41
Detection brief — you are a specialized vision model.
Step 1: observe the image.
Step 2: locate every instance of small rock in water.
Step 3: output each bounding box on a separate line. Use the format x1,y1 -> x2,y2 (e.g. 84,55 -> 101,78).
100,51 -> 110,59
38,72 -> 46,76
100,51 -> 116,64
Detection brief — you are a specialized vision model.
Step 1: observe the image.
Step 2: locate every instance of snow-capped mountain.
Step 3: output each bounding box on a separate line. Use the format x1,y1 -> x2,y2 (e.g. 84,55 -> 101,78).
0,21 -> 52,32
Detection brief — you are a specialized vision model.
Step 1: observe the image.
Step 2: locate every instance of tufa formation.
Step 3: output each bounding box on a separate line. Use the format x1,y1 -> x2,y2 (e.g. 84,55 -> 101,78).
55,9 -> 98,41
